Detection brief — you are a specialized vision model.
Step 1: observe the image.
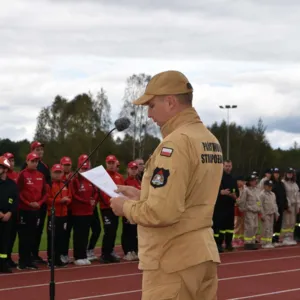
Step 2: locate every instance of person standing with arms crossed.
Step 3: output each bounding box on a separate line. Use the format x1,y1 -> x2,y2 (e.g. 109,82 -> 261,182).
110,70 -> 223,300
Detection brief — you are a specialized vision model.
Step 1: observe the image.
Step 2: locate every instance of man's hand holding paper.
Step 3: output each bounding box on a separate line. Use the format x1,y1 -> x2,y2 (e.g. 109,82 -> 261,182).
114,185 -> 140,200
110,186 -> 141,216
80,165 -> 124,198
80,165 -> 141,217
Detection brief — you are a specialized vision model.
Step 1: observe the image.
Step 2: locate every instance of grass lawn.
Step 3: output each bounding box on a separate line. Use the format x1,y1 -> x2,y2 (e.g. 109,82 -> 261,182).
12,208 -> 123,253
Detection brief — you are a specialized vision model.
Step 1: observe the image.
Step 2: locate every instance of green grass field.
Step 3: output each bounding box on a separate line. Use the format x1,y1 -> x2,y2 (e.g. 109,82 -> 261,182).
12,211 -> 123,253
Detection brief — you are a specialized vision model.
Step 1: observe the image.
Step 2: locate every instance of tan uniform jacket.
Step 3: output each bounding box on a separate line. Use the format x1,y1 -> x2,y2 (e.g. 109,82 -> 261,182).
123,107 -> 223,273
259,190 -> 279,218
238,186 -> 261,213
282,179 -> 299,208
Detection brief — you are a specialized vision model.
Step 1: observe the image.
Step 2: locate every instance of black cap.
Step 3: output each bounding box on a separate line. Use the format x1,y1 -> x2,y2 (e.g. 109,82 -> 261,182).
264,168 -> 272,174
273,167 -> 280,173
287,167 -> 294,173
264,179 -> 273,186
246,174 -> 257,182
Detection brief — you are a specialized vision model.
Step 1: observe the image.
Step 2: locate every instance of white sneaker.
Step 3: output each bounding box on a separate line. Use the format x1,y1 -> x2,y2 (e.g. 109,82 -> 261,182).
273,242 -> 282,247
123,252 -> 135,261
288,239 -> 297,245
262,243 -> 274,249
282,238 -> 291,246
132,251 -> 139,260
74,259 -> 91,266
60,255 -> 70,264
83,259 -> 92,265
87,250 -> 97,261
111,251 -> 120,259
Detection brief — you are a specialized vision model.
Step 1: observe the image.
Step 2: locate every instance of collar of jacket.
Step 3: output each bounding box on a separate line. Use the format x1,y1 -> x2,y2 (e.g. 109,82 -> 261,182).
160,107 -> 201,138
107,170 -> 116,176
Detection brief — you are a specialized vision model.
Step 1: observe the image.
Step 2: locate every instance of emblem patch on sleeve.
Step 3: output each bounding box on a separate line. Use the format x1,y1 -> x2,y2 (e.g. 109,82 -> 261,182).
150,167 -> 170,188
160,147 -> 173,157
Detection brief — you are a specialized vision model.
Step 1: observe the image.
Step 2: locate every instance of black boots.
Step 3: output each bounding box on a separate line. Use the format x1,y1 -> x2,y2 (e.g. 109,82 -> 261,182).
244,243 -> 259,250
0,258 -> 12,273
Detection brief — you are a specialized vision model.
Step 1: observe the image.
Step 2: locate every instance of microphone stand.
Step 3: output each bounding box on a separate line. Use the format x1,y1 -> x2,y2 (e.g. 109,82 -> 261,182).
49,128 -> 116,300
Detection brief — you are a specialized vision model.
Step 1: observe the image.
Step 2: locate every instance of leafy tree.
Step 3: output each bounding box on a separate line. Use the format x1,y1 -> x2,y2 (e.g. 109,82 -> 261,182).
119,73 -> 159,159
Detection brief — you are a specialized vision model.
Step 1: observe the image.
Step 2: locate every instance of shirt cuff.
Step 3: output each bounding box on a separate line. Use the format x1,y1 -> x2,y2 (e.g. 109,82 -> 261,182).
123,200 -> 136,224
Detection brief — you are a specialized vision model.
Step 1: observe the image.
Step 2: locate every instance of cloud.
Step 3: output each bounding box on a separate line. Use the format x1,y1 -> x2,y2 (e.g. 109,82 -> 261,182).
266,130 -> 300,150
1,0 -> 300,150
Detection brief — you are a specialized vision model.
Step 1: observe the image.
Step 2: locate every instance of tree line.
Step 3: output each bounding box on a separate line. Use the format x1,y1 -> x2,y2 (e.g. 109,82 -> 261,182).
0,73 -> 299,176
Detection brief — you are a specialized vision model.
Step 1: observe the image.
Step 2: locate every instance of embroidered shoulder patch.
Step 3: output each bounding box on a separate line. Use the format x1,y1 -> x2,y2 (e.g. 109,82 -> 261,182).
150,167 -> 170,188
160,147 -> 173,157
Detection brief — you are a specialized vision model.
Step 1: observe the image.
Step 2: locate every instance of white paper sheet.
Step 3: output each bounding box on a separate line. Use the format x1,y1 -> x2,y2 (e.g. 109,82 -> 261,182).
80,165 -> 123,198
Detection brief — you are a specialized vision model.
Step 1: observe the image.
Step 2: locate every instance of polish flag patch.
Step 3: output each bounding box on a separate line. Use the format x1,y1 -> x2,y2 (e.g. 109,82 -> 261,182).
160,147 -> 173,157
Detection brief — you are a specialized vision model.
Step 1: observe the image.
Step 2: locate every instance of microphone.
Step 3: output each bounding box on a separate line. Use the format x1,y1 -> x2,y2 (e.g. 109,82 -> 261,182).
114,117 -> 130,132
49,117 -> 130,300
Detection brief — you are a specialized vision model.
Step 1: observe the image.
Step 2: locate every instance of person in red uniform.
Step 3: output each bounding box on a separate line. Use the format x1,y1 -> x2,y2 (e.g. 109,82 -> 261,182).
121,161 -> 140,261
70,155 -> 98,266
0,156 -> 19,273
17,152 -> 48,270
3,152 -> 19,268
21,141 -> 51,265
99,155 -> 124,263
74,154 -> 102,262
47,164 -> 71,267
61,156 -> 73,182
60,156 -> 73,264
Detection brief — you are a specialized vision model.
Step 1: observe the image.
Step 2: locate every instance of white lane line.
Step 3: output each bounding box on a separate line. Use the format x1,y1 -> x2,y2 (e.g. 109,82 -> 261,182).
227,287 -> 300,299
220,255 -> 300,266
0,272 -> 142,292
67,269 -> 300,300
2,254 -> 299,277
219,268 -> 300,281
2,267 -> 300,293
0,261 -> 136,277
69,290 -> 142,300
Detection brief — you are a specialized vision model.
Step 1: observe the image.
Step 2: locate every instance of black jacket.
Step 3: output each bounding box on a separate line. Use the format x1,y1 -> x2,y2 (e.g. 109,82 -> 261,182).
0,177 -> 19,214
272,179 -> 288,210
214,171 -> 239,210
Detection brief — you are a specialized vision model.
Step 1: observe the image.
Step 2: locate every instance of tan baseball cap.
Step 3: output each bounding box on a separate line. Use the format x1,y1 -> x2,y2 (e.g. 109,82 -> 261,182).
133,70 -> 193,105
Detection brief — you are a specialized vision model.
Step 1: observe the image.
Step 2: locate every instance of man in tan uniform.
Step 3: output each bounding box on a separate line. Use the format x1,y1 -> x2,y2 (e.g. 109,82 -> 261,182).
110,70 -> 223,300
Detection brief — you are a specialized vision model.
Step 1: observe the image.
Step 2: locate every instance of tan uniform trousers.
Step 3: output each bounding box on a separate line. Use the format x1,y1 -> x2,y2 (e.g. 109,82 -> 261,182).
234,215 -> 245,240
141,261 -> 218,300
261,214 -> 274,244
282,203 -> 298,239
244,211 -> 258,244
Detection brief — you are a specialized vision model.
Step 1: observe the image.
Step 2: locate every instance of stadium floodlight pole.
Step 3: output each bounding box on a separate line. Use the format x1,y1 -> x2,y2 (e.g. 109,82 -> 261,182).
219,105 -> 237,160
49,117 -> 130,300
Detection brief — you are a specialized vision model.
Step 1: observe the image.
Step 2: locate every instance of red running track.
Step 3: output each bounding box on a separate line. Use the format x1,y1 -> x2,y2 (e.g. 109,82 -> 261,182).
1,245 -> 300,299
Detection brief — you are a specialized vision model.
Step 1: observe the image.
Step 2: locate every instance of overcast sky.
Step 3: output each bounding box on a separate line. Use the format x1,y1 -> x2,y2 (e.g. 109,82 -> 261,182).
1,0 -> 300,149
